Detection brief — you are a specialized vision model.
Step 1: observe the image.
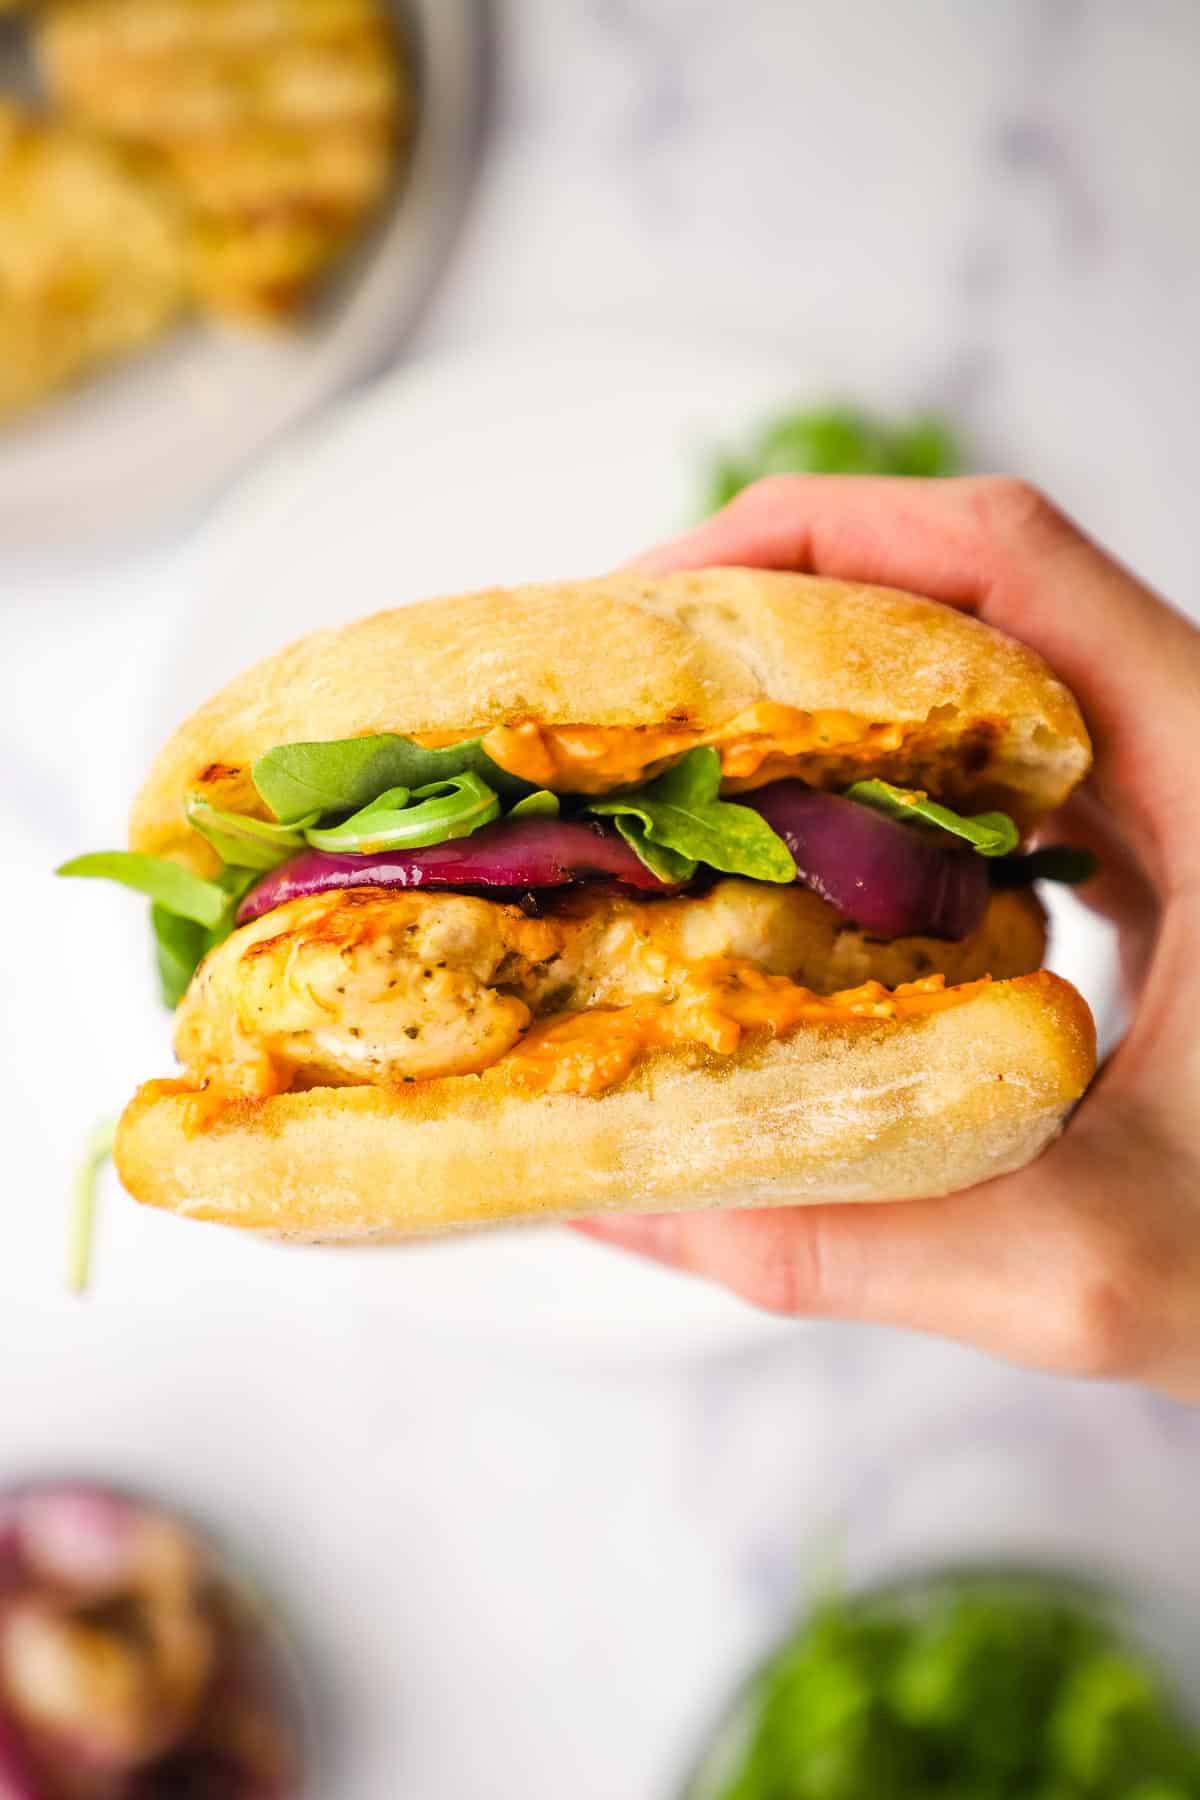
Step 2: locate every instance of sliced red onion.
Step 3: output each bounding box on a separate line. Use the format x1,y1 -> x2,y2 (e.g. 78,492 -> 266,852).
15,1488 -> 141,1596
237,818 -> 681,923
0,1504 -> 19,1577
0,1482 -> 304,1798
741,782 -> 990,939
0,1713 -> 41,1800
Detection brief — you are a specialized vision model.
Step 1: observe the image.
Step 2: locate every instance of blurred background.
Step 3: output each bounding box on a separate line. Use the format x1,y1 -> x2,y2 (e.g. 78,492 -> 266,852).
3,3 -> 1200,1795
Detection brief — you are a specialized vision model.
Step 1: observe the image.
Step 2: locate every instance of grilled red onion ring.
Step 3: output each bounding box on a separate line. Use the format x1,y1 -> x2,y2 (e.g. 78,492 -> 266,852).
740,781 -> 990,938
237,817 -> 682,923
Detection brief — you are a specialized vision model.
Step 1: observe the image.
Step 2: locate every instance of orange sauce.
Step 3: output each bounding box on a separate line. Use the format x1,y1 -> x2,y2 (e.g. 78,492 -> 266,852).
165,967 -> 990,1126
480,704 -> 895,794
500,963 -> 989,1097
136,1076 -> 239,1135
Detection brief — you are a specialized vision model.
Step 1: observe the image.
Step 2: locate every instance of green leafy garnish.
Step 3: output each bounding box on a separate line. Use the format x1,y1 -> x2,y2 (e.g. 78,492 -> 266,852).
706,406 -> 962,511
67,1116 -> 116,1296
587,747 -> 795,884
60,735 -> 538,1011
151,905 -> 209,1009
149,867 -> 258,1005
57,851 -> 230,927
58,853 -> 255,1007
251,732 -> 532,822
508,789 -> 560,819
305,773 -> 501,853
603,814 -> 698,885
990,845 -> 1099,888
692,1580 -> 1200,1800
184,794 -> 315,870
846,779 -> 1020,857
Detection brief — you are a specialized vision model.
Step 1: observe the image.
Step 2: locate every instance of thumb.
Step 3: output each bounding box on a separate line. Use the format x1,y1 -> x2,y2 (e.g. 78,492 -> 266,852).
571,1131 -> 1147,1381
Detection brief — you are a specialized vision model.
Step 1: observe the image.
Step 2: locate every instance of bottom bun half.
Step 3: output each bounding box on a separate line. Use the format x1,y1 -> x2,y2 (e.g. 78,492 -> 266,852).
115,973 -> 1095,1241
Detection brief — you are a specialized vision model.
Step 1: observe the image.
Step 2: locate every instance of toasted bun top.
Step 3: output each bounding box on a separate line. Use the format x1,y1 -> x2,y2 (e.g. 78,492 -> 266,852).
132,569 -> 1091,868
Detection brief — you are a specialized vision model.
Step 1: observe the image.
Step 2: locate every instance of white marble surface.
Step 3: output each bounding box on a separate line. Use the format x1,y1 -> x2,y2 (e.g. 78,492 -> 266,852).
4,4 -> 1200,1797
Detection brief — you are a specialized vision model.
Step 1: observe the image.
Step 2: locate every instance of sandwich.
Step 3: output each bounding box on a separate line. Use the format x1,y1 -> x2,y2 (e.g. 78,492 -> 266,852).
60,569 -> 1098,1240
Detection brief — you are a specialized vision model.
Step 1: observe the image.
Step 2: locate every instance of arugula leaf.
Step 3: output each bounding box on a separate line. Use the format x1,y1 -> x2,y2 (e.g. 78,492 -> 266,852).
184,793 -> 314,870
204,866 -> 260,951
610,815 -> 698,884
846,779 -> 1020,857
705,405 -> 962,512
152,866 -> 259,1007
252,733 -> 533,821
199,870 -> 257,982
152,905 -> 208,1008
57,850 -> 256,1008
708,455 -> 754,511
508,789 -> 560,819
889,415 -> 962,478
304,774 -> 500,853
588,747 -> 795,883
67,1115 -> 116,1296
759,407 -> 902,475
57,851 -> 230,927
704,1580 -> 1200,1800
990,846 -> 1099,888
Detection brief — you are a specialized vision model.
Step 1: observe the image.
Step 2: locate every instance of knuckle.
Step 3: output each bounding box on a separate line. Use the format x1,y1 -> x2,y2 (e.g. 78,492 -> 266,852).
742,1216 -> 826,1317
965,475 -> 1072,550
1053,1233 -> 1157,1379
748,1256 -> 804,1317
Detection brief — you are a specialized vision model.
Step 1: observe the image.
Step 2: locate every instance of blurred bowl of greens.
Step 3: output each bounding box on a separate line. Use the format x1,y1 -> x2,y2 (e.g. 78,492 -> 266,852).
681,1565 -> 1200,1800
704,406 -> 963,515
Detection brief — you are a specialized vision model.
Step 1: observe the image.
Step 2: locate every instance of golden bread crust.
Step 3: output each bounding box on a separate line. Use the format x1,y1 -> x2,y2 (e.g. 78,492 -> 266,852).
130,569 -> 1092,869
114,972 -> 1096,1239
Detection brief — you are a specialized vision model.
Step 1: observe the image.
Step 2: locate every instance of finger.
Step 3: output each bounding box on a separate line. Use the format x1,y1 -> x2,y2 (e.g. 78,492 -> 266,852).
1039,789 -> 1159,993
634,474 -> 1153,634
633,475 -> 1200,887
634,475 -> 1186,721
631,476 -> 965,585
570,1131 -> 1158,1382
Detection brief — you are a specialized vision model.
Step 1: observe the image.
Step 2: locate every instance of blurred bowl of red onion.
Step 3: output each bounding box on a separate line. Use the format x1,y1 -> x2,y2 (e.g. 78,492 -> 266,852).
0,1481 -> 309,1798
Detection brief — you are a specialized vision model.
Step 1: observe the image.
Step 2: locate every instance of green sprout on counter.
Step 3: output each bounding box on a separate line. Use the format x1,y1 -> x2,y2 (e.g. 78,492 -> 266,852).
706,405 -> 963,513
67,1116 -> 116,1295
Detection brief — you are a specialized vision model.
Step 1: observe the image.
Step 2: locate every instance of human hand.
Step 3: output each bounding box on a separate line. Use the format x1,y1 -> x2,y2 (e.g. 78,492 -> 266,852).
576,476 -> 1200,1399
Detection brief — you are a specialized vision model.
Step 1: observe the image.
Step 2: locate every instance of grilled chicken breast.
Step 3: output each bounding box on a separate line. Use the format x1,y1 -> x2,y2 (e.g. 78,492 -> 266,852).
174,881 -> 1047,1099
